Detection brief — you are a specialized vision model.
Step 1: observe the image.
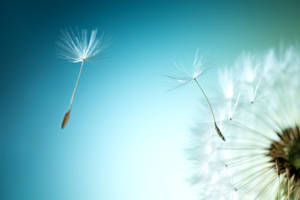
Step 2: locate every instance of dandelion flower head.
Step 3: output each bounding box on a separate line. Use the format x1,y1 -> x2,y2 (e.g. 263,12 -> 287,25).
189,46 -> 300,200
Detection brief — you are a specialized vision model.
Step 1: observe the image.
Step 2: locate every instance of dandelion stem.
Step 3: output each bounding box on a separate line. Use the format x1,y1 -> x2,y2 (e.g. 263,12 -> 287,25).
193,78 -> 225,141
70,60 -> 85,109
61,60 -> 85,129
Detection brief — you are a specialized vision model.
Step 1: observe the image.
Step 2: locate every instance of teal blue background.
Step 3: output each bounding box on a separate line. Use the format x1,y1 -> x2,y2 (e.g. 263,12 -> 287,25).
1,1 -> 300,200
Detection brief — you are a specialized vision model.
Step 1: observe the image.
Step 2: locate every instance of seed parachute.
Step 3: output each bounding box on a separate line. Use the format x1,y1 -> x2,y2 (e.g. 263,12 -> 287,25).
57,28 -> 108,128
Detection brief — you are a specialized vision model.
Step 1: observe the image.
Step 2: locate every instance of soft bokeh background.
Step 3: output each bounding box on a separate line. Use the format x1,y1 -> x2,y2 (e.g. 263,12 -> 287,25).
1,1 -> 300,199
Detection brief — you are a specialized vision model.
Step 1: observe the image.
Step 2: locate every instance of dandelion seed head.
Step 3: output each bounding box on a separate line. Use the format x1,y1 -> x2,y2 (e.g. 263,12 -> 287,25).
192,70 -> 202,80
57,27 -> 107,63
190,46 -> 300,199
168,49 -> 206,88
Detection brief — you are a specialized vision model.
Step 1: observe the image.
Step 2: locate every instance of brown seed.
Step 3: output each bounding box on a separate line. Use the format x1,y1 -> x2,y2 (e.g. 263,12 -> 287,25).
61,110 -> 71,129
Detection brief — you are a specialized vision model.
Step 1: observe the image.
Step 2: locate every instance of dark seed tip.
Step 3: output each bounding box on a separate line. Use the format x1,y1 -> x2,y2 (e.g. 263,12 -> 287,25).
214,123 -> 226,142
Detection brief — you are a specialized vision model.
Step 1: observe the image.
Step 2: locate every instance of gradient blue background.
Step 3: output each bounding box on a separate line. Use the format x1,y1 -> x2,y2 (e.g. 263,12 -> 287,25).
1,1 -> 300,200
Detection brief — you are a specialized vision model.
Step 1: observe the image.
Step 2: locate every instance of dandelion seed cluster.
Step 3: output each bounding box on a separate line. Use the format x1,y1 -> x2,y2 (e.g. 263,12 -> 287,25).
189,47 -> 300,200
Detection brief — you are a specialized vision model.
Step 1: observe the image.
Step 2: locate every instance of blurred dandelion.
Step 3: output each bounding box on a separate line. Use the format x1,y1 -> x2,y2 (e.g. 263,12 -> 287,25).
189,46 -> 300,199
235,53 -> 262,104
168,49 -> 226,141
218,68 -> 240,120
57,27 -> 108,128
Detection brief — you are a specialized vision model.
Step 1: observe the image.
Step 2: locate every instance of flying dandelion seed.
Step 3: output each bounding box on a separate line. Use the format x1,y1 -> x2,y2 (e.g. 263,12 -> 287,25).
168,49 -> 226,141
190,46 -> 300,199
57,27 -> 108,128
